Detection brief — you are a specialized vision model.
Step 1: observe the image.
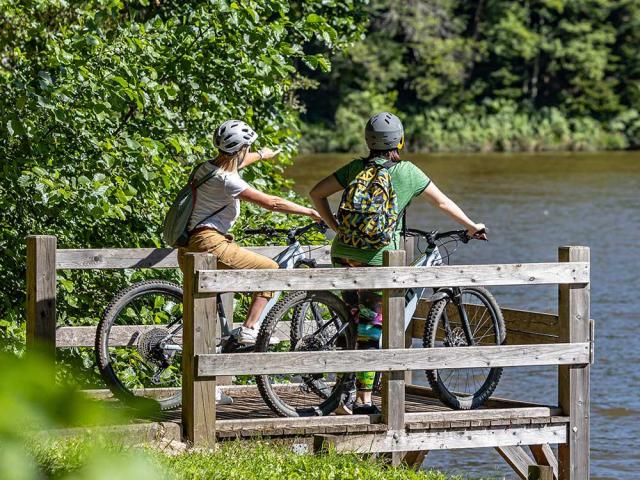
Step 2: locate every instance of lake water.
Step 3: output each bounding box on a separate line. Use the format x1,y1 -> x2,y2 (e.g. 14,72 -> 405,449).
288,152 -> 640,479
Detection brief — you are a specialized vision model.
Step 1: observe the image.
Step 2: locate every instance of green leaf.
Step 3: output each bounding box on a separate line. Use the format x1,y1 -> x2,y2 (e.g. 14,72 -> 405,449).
306,13 -> 324,23
111,76 -> 129,88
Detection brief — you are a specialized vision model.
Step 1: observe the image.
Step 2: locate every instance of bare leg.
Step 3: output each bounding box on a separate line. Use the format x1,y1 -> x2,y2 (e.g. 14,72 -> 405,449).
357,391 -> 373,404
243,295 -> 269,329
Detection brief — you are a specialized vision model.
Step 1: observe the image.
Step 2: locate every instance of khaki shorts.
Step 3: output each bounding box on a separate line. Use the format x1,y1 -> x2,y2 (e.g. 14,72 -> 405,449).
178,228 -> 278,298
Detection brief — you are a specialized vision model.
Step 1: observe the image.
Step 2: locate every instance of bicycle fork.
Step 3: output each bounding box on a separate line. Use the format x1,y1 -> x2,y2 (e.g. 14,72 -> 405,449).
442,288 -> 476,347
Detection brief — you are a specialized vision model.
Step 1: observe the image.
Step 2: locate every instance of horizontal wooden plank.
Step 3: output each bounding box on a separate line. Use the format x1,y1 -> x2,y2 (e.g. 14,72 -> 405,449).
405,406 -> 561,425
197,262 -> 589,293
317,424 -> 567,453
411,303 -> 561,344
82,387 -> 181,400
405,384 -> 562,411
56,325 -> 157,347
56,245 -> 331,270
56,321 -> 293,347
216,413 -> 380,433
196,342 -> 590,377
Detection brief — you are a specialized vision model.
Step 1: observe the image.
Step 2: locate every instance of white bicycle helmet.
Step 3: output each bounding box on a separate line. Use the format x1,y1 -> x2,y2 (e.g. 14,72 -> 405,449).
214,120 -> 258,153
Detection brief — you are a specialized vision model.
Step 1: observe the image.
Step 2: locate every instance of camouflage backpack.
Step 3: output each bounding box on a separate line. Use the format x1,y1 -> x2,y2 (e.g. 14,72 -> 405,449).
336,159 -> 399,249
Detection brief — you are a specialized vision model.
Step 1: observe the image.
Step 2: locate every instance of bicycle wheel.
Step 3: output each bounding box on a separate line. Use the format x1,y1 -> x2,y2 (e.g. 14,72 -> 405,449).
96,280 -> 184,410
423,287 -> 506,410
255,291 -> 356,417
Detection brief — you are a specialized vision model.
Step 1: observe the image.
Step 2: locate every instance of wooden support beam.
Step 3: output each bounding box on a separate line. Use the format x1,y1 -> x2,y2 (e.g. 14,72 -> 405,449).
496,445 -> 536,479
557,246 -> 590,480
26,235 -> 57,357
309,425 -> 567,453
382,250 -> 406,466
196,342 -> 590,377
197,262 -> 590,293
529,465 -> 554,480
182,253 -> 217,446
530,444 -> 558,479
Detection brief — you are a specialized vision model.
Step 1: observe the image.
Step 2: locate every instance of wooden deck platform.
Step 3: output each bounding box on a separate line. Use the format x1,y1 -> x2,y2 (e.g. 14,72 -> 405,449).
128,385 -> 567,443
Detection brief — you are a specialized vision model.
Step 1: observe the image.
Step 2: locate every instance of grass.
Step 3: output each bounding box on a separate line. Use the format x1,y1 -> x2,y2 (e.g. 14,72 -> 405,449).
29,437 -> 491,480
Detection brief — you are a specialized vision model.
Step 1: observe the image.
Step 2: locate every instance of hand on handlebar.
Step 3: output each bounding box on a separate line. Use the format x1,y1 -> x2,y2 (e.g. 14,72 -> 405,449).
468,223 -> 488,241
306,208 -> 322,223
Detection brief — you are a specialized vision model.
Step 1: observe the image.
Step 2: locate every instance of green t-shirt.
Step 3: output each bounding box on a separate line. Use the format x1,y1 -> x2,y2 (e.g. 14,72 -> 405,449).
331,158 -> 431,266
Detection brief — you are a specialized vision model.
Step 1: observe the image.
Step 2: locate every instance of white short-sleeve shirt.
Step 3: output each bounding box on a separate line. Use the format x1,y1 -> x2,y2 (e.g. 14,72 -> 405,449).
187,162 -> 250,234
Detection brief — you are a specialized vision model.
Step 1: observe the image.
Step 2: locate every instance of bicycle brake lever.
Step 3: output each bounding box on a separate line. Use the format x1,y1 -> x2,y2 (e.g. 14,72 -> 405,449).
473,228 -> 488,242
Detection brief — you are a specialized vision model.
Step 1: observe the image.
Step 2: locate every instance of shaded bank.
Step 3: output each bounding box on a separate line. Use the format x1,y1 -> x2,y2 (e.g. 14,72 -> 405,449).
301,102 -> 640,153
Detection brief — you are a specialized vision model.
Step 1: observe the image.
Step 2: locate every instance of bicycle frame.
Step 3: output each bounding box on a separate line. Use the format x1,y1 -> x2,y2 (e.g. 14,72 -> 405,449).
403,245 -> 444,330
406,244 -> 476,346
216,241 -> 310,337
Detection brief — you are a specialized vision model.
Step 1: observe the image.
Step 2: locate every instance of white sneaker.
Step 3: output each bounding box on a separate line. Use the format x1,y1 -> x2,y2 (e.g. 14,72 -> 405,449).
216,387 -> 233,406
238,326 -> 280,345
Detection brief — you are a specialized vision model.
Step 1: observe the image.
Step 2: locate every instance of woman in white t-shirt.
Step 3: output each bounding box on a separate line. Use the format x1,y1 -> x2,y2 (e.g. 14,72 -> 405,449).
178,120 -> 321,346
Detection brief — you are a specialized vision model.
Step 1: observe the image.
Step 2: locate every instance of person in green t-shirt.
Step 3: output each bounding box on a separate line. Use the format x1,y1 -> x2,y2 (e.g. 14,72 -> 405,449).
309,112 -> 488,415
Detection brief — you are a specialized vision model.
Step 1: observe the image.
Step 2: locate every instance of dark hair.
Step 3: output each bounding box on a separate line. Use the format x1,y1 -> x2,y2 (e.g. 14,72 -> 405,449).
366,149 -> 401,162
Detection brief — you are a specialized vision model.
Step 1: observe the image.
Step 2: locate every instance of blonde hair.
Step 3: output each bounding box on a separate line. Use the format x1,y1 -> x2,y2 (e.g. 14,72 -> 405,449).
214,145 -> 248,172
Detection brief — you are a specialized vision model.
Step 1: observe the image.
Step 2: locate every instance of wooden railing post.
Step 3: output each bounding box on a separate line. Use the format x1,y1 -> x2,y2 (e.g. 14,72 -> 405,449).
26,235 -> 57,357
182,252 -> 217,446
382,250 -> 406,466
558,246 -> 590,480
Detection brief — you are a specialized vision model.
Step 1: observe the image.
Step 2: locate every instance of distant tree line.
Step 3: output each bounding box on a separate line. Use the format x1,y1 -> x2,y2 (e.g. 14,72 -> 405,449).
300,0 -> 640,152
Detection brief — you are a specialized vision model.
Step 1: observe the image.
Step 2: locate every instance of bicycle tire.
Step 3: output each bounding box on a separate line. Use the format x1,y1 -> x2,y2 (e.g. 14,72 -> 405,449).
255,290 -> 355,417
96,280 -> 184,410
423,286 -> 506,410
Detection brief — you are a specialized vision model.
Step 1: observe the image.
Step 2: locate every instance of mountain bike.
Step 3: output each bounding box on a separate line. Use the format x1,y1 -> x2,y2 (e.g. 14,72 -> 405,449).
255,228 -> 506,416
95,221 -> 328,410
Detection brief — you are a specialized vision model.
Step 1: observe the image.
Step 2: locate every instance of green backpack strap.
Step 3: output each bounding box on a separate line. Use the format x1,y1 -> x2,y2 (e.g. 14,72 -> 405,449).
190,161 -> 219,189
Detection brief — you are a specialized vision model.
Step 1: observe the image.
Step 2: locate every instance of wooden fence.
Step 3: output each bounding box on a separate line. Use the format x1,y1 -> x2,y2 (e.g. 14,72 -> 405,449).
183,246 -> 591,479
25,235 -> 593,480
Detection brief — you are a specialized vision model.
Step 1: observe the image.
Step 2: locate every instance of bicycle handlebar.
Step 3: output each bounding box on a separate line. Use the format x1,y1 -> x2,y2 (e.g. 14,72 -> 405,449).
242,221 -> 328,242
406,228 -> 488,245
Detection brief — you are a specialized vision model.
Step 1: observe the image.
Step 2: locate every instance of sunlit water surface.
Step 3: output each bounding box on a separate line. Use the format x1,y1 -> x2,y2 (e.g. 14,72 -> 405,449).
287,152 -> 640,479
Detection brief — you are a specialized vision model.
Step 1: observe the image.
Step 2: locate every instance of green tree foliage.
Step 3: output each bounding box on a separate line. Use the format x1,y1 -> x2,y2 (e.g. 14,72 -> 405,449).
0,1 -> 366,369
301,0 -> 640,152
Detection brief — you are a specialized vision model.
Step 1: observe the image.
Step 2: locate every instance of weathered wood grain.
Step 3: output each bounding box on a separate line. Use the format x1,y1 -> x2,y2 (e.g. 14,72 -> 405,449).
26,235 -> 57,356
314,425 -> 567,453
197,262 -> 589,293
411,299 -> 561,344
83,387 -> 181,400
182,253 -> 217,446
405,407 -> 562,426
557,246 -> 590,480
382,251 -> 406,466
496,445 -> 536,479
196,342 -> 590,377
55,245 -> 331,269
405,384 -> 563,413
55,321 -> 293,347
